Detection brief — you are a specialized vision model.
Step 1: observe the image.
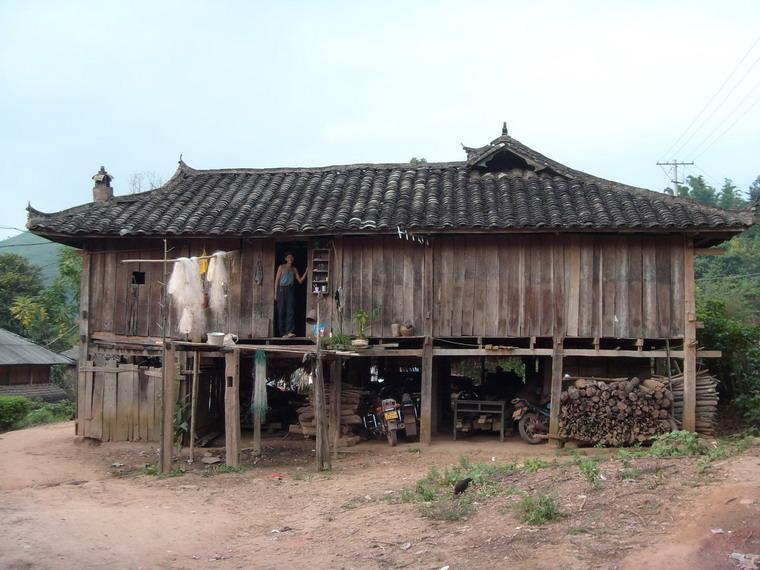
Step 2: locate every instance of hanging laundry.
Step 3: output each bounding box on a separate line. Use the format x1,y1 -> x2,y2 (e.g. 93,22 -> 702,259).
199,248 -> 209,275
206,251 -> 228,318
167,257 -> 205,335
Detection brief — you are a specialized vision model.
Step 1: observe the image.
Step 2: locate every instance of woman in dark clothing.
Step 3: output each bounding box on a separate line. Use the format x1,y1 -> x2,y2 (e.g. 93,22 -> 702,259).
274,252 -> 308,337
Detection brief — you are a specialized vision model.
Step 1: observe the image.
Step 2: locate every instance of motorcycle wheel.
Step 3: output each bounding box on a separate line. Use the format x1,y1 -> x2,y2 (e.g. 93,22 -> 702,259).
387,429 -> 398,447
518,412 -> 546,445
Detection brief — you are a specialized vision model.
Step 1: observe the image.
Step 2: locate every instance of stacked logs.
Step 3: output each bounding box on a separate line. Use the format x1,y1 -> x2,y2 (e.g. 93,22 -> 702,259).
295,386 -> 365,439
657,371 -> 719,436
559,377 -> 675,446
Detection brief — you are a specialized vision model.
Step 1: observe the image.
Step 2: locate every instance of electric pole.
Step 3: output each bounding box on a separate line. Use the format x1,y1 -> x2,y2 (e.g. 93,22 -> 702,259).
656,160 -> 694,194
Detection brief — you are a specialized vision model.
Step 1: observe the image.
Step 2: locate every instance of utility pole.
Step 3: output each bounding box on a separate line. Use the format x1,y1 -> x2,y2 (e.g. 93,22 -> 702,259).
657,160 -> 694,194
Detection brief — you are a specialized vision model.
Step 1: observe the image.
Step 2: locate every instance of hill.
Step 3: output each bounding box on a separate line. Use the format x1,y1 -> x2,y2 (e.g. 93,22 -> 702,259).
0,232 -> 66,285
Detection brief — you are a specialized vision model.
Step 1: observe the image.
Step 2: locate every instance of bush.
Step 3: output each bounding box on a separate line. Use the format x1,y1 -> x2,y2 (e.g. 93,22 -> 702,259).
649,431 -> 707,457
515,493 -> 564,525
23,400 -> 75,426
0,396 -> 32,429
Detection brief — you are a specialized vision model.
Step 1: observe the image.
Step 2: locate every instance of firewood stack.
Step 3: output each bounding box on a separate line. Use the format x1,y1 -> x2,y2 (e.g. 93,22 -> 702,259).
559,377 -> 675,446
294,386 -> 365,440
657,371 -> 719,437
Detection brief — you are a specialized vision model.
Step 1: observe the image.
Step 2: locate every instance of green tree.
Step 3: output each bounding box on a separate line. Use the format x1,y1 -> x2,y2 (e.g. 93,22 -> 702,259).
409,157 -> 428,165
749,175 -> 760,204
717,178 -> 745,210
10,248 -> 81,351
679,175 -> 717,206
0,253 -> 43,334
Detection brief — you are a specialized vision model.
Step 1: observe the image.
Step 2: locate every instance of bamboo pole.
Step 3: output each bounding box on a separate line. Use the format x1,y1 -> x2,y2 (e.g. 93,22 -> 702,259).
189,351 -> 200,462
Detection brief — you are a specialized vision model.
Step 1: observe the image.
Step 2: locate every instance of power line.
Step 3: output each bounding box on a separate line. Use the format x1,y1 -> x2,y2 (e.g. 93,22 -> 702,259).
674,51 -> 760,158
694,84 -> 760,159
660,34 -> 760,161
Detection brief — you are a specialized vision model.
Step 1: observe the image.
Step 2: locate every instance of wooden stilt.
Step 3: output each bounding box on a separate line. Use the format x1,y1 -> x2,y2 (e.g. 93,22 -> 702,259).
313,355 -> 330,471
329,359 -> 342,459
253,349 -> 266,457
683,238 -> 697,432
420,336 -> 433,445
548,337 -> 564,443
189,351 -> 200,461
224,349 -> 241,468
160,344 -> 177,473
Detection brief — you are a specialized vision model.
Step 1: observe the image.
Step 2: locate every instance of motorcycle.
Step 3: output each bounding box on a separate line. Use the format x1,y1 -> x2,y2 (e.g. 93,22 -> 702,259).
511,398 -> 550,444
362,393 -> 419,446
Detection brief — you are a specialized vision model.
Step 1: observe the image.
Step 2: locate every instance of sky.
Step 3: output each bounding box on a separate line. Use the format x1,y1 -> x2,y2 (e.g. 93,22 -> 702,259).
1,0 -> 759,240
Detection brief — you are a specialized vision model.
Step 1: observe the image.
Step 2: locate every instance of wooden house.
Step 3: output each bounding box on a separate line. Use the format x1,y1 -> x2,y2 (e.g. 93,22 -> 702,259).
27,126 -> 752,466
0,328 -> 72,401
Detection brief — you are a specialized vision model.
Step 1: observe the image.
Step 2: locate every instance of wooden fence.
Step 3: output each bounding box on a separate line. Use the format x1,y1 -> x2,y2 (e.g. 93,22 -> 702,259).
76,362 -> 161,441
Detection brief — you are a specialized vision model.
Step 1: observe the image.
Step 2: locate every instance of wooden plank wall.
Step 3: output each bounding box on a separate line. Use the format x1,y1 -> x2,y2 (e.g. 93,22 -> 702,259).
431,234 -> 684,339
87,238 -> 275,339
338,234 -> 685,340
337,236 -> 425,337
76,362 -> 160,441
84,234 -> 686,341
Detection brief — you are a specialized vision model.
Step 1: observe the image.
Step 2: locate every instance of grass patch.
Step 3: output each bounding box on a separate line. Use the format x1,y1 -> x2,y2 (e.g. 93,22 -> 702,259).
515,493 -> 564,525
420,496 -> 474,521
650,431 -> 707,457
573,455 -> 601,489
199,464 -> 243,477
407,447 -> 421,454
341,497 -> 367,510
142,463 -> 185,478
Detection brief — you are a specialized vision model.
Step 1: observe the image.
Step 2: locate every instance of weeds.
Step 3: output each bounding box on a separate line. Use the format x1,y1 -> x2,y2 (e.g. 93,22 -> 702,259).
515,493 -> 564,525
420,496 -> 474,521
650,431 -> 707,457
142,463 -> 185,478
407,447 -> 421,454
199,464 -> 243,477
573,455 -> 601,489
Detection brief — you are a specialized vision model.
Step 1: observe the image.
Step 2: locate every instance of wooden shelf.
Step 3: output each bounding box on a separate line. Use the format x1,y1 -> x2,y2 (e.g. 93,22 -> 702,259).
311,242 -> 331,295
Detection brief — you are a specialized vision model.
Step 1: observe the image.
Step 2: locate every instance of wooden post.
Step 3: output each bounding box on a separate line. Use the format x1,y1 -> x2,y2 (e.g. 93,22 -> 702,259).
423,241 -> 433,337
329,359 -> 342,459
224,349 -> 241,468
189,351 -> 200,461
548,337 -> 564,443
683,238 -> 697,432
313,356 -> 331,471
420,336 -> 433,445
160,344 -> 177,473
253,349 -> 266,457
76,252 -> 91,436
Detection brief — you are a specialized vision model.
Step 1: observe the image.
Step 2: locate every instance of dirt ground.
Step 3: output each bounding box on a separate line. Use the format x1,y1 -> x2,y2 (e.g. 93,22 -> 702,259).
1,422 -> 758,570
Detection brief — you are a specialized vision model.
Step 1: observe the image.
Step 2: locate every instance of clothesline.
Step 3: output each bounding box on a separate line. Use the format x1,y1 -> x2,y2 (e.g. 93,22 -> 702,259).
121,251 -> 238,264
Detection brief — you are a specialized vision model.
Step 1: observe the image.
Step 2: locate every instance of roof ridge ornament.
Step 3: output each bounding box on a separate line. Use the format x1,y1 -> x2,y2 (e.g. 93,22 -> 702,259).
502,121 -> 508,136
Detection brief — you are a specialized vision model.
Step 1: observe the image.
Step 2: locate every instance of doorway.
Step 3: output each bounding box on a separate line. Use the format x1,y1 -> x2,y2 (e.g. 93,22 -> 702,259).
273,242 -> 308,337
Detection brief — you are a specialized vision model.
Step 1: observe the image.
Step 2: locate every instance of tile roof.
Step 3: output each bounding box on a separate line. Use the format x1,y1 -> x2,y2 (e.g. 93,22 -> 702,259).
0,329 -> 74,366
27,132 -> 754,238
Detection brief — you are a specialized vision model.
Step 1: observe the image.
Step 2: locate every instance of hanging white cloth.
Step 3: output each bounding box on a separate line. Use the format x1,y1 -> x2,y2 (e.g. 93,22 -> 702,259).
206,251 -> 228,318
167,257 -> 205,335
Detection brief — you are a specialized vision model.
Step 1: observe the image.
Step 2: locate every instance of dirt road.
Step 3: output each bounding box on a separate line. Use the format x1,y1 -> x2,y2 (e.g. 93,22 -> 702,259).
1,422 -> 758,569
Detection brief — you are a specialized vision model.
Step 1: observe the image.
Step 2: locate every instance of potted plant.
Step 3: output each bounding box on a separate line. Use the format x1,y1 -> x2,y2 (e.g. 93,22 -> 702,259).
324,333 -> 351,351
352,307 -> 379,347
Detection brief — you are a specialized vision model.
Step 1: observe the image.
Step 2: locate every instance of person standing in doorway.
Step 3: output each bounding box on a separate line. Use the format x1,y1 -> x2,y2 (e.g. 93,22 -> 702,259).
274,252 -> 308,337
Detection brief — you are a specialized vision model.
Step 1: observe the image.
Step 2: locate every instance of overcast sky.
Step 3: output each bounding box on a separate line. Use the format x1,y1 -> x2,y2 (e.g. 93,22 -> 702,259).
1,0 -> 759,240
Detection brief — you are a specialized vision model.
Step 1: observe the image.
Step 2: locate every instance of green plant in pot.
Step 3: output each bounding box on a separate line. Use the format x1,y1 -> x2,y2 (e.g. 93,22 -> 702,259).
323,333 -> 351,350
352,307 -> 380,346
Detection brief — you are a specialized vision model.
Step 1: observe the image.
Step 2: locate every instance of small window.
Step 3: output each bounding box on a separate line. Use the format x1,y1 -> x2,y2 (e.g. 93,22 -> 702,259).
131,271 -> 146,285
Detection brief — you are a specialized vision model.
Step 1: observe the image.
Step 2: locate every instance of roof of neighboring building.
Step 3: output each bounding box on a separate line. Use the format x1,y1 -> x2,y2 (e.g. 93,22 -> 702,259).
0,329 -> 73,366
27,129 -> 754,239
